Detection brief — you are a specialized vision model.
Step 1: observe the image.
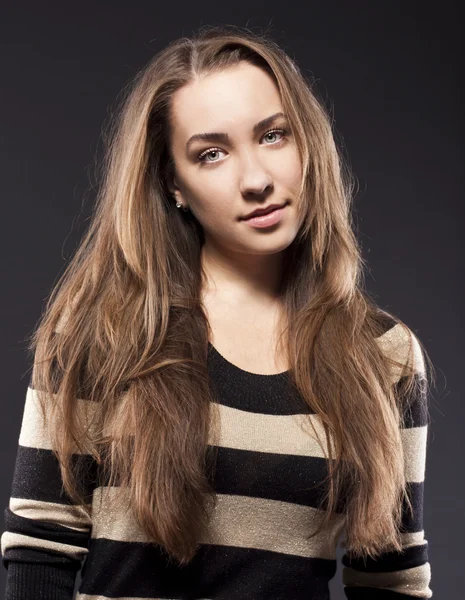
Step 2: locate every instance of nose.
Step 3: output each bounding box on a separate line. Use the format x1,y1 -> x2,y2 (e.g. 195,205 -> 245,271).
238,154 -> 274,198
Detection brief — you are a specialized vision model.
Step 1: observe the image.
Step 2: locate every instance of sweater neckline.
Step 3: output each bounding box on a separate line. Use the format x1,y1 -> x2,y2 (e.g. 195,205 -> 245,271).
207,341 -> 290,378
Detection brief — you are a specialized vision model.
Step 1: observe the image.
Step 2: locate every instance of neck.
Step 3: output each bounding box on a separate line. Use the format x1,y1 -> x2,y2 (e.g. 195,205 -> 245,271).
200,238 -> 285,306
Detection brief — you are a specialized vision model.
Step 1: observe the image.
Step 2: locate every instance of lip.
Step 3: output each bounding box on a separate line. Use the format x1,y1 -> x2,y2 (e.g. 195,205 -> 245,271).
241,202 -> 288,220
241,203 -> 288,229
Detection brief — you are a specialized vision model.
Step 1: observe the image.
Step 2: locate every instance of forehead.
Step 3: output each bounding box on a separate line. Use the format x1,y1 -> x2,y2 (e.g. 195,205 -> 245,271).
170,62 -> 283,139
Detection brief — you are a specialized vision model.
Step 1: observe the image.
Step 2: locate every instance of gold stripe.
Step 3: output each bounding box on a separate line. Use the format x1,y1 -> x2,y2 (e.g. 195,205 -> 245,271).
22,325 -> 425,459
90,487 -> 345,560
343,561 -> 432,598
401,530 -> 427,548
18,387 -> 99,452
210,402 -> 334,458
402,426 -> 428,482
0,531 -> 89,561
376,324 -> 426,381
199,493 -> 344,559
20,386 -> 331,457
19,384 -> 426,479
9,497 -> 91,532
215,403 -> 426,482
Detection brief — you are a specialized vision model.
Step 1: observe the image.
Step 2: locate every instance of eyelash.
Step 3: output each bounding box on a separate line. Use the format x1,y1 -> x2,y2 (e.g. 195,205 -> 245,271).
197,128 -> 290,164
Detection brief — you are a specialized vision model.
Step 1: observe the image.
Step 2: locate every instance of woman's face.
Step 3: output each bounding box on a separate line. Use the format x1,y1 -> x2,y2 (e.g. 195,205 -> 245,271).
167,61 -> 303,257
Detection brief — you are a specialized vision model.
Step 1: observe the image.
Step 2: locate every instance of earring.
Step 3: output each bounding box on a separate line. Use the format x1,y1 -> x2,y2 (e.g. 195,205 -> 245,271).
176,201 -> 190,212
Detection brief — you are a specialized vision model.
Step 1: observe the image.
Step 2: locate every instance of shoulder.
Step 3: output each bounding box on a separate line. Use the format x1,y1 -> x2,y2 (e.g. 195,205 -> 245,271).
374,310 -> 426,381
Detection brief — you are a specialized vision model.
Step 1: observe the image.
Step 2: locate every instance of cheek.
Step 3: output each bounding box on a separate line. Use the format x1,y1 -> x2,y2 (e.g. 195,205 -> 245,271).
189,177 -> 235,217
279,149 -> 302,189
189,189 -> 235,230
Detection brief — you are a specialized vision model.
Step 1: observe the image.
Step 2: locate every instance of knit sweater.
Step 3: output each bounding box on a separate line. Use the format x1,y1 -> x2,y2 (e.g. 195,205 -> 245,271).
2,315 -> 433,599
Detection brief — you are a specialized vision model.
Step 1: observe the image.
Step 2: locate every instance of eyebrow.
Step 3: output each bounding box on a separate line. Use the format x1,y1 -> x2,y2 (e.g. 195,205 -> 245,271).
185,112 -> 286,152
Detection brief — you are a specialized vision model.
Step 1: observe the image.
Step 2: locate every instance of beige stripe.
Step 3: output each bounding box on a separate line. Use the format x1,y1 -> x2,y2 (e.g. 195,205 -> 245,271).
211,402 -> 334,458
20,385 -> 426,478
402,426 -> 427,482
343,561 -> 432,598
200,493 -> 344,559
22,324 -> 425,459
211,403 -> 426,481
90,486 -> 345,560
401,530 -> 427,548
9,497 -> 91,532
376,324 -> 426,381
19,386 -> 99,451
0,531 -> 89,561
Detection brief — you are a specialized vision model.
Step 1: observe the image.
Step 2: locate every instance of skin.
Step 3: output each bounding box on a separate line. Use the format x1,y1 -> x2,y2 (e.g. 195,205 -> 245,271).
167,61 -> 303,313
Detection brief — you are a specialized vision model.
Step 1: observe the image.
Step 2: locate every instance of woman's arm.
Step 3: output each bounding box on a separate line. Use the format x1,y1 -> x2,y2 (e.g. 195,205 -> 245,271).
1,380 -> 94,600
341,328 -> 433,598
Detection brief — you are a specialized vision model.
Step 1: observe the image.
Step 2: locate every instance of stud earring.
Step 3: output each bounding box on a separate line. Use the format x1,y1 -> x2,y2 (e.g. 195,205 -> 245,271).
175,201 -> 190,212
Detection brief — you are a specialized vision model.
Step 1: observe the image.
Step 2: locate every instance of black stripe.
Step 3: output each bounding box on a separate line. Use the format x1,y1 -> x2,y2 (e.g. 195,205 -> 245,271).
2,548 -> 77,568
211,446 -> 339,510
79,537 -> 336,599
212,449 -> 424,517
376,311 -> 399,335
208,353 -> 317,415
11,446 -> 98,505
396,374 -> 429,428
4,507 -> 90,550
401,481 -> 425,532
29,354 -> 97,400
10,446 -> 338,512
342,541 -> 429,573
9,445 -> 423,520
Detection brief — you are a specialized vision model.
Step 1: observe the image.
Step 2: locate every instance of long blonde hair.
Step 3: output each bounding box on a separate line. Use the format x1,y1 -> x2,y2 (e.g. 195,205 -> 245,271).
29,24 -> 434,566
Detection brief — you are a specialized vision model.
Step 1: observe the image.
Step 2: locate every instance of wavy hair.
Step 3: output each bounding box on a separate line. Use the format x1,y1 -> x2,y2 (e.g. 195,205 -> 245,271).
29,24 -> 434,566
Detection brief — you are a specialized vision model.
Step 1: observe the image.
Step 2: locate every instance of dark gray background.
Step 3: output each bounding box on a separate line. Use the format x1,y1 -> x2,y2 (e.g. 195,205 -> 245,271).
1,1 -> 462,597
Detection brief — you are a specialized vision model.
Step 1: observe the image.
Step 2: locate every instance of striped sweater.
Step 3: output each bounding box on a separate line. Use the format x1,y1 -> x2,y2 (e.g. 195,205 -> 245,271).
2,316 -> 433,599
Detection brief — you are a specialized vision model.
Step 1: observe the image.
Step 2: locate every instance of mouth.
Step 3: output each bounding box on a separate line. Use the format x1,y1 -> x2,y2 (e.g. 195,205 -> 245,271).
240,201 -> 289,221
240,202 -> 289,228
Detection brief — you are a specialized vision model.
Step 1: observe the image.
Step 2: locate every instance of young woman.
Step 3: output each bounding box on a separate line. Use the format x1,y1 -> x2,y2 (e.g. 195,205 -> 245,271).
1,24 -> 434,600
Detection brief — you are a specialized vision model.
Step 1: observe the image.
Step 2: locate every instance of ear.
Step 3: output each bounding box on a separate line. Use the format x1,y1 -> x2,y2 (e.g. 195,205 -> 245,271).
165,159 -> 187,204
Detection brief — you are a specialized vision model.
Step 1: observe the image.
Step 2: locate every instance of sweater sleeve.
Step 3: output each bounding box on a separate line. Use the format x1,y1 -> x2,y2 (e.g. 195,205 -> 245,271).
341,326 -> 433,599
1,380 -> 95,600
